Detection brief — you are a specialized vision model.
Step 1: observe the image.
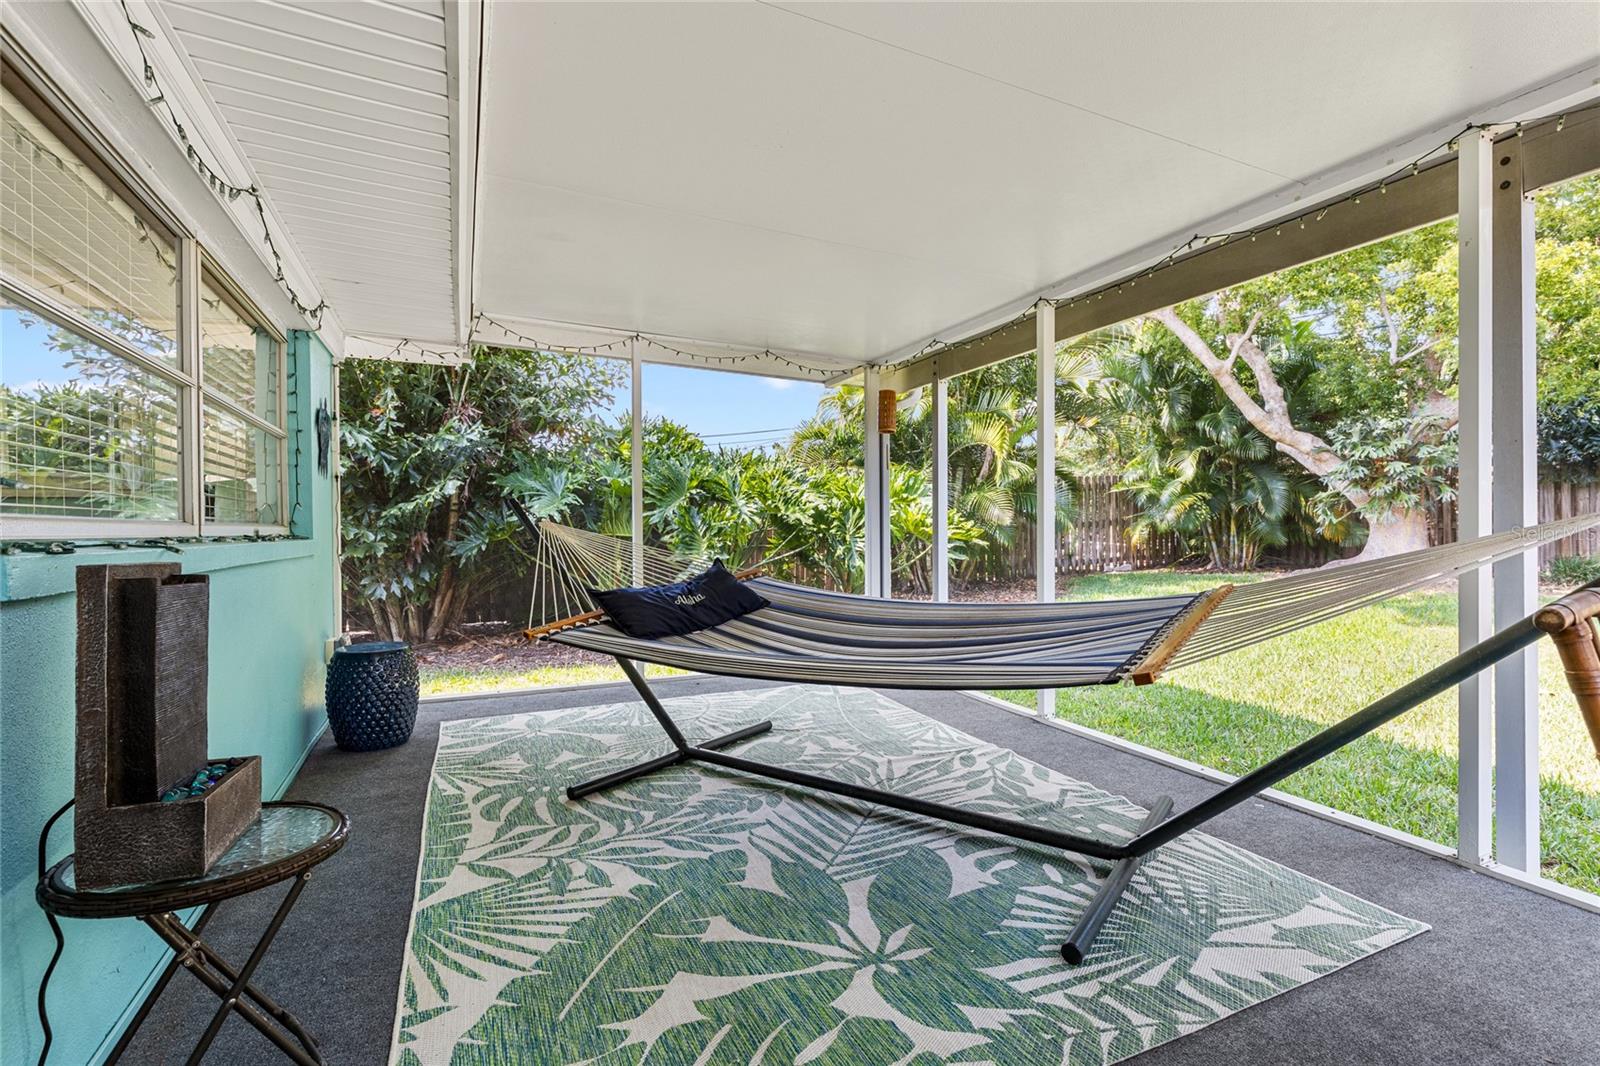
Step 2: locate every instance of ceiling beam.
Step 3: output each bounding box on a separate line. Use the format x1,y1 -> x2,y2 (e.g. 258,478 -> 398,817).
881,106 -> 1600,393
474,313 -> 859,383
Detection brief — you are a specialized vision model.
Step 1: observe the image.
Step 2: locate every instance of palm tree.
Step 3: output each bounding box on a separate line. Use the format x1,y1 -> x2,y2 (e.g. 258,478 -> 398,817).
1096,320 -> 1317,570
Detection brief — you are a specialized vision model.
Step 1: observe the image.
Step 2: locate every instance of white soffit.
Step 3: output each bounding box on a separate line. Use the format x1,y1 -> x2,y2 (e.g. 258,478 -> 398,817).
158,0 -> 474,345
476,1 -> 1600,366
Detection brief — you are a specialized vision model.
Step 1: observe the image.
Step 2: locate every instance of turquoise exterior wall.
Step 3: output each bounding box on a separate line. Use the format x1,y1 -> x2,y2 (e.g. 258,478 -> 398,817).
1,331 -> 340,1065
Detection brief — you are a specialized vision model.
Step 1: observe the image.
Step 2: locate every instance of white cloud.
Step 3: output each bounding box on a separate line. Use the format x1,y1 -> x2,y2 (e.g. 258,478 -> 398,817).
766,379 -> 794,390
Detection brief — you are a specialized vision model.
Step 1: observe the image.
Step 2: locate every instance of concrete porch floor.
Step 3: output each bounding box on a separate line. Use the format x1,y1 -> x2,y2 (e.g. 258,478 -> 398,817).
124,676 -> 1599,1065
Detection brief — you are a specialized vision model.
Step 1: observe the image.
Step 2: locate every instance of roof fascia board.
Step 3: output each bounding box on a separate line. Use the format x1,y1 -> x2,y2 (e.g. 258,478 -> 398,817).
344,333 -> 469,366
476,313 -> 858,383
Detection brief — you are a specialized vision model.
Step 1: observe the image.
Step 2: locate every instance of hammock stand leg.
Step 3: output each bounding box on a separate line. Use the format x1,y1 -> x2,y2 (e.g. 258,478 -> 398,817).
570,613 -> 1552,963
570,656 -> 1169,962
565,658 -> 775,801
1061,795 -> 1173,965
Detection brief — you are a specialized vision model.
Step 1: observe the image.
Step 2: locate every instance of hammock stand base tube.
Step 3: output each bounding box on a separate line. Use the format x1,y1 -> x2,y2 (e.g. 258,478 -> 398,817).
572,612 -> 1553,964
1061,795 -> 1174,965
573,658 -> 1165,963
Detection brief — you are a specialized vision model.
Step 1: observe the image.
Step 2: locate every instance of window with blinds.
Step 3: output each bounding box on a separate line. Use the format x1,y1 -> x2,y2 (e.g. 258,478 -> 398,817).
200,274 -> 284,527
0,73 -> 288,538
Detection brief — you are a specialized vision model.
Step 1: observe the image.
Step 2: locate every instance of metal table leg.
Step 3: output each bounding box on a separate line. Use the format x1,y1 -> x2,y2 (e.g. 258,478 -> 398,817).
103,904 -> 217,1064
124,875 -> 324,1066
153,915 -> 322,1054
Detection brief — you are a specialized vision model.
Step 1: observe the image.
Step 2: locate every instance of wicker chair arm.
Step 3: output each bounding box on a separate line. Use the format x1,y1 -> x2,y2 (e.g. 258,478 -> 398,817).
1535,582 -> 1600,763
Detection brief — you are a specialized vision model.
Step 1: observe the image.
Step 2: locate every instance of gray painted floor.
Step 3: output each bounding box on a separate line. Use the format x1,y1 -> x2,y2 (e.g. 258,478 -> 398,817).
124,676 -> 1599,1065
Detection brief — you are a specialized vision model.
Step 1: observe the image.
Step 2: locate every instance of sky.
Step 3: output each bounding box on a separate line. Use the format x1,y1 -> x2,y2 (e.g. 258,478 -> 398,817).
1,309 -> 74,391
604,362 -> 829,447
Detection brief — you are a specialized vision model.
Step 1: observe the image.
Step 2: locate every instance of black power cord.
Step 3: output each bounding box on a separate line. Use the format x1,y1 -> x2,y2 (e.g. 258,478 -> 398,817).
35,799 -> 73,1066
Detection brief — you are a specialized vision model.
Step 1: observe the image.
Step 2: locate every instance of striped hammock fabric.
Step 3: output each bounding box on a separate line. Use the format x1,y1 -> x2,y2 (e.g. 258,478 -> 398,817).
531,511 -> 1600,689
548,578 -> 1202,688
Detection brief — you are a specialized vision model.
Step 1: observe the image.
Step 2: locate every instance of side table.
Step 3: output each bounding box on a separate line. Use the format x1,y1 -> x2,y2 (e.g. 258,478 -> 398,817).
36,801 -> 349,1065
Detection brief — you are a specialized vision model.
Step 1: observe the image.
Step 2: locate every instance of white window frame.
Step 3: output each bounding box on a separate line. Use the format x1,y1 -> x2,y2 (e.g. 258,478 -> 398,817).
0,67 -> 288,541
196,257 -> 288,537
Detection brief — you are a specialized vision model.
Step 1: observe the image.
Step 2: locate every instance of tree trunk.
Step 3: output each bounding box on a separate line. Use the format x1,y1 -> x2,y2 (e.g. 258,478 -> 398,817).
1147,306 -> 1446,568
1345,506 -> 1432,563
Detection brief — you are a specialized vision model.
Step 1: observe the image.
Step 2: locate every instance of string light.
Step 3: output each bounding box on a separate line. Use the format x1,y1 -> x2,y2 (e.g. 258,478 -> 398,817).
878,101 -> 1594,379
471,315 -> 839,379
473,315 -> 631,356
369,338 -> 467,366
118,1 -> 327,328
286,344 -> 303,527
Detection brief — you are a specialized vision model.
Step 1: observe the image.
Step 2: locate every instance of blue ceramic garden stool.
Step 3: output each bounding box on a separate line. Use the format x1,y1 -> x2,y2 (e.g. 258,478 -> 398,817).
325,641 -> 418,752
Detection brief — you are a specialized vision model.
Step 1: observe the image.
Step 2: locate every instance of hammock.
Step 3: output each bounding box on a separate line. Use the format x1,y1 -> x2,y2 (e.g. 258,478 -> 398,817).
520,510 -> 1600,688
509,500 -> 1600,966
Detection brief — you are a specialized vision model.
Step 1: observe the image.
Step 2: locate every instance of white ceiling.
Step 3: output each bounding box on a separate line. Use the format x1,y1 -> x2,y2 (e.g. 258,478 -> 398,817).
141,1 -> 1599,370
161,0 -> 461,342
476,1 -> 1599,366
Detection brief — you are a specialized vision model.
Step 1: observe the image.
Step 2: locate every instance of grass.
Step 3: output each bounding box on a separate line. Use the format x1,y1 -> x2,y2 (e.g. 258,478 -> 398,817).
993,570 -> 1600,896
420,660 -> 682,697
417,571 -> 1600,896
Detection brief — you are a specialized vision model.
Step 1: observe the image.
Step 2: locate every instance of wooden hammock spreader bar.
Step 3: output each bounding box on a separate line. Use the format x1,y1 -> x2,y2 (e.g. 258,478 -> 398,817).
1125,583 -> 1234,685
524,610 -> 605,641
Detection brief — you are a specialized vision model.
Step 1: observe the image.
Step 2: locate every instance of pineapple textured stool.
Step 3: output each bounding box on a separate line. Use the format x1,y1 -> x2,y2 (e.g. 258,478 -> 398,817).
326,641 -> 419,751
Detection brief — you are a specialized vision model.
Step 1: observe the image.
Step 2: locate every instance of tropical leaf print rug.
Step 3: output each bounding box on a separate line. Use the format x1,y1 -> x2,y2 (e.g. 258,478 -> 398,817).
391,686 -> 1425,1065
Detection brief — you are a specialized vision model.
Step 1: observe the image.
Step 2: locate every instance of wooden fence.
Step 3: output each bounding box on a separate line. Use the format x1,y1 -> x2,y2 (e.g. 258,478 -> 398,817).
1428,481 -> 1599,565
976,475 -> 1181,580
983,475 -> 1596,582
1537,481 -> 1600,565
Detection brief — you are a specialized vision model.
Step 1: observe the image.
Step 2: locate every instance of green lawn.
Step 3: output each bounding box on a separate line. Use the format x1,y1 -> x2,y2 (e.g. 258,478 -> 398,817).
420,572 -> 1600,895
993,571 -> 1600,896
420,660 -> 682,697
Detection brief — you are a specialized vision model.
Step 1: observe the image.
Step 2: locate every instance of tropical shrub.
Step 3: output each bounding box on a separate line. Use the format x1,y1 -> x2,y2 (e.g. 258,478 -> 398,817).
1538,399 -> 1600,484
1093,318 -> 1335,570
1544,554 -> 1600,587
339,346 -> 620,642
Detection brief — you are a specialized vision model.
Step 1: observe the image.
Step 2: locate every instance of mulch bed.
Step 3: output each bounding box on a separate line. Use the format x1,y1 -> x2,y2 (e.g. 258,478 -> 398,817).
410,627 -> 613,674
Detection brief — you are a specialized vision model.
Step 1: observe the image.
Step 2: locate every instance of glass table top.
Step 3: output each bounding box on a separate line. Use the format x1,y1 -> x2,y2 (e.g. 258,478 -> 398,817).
57,804 -> 340,895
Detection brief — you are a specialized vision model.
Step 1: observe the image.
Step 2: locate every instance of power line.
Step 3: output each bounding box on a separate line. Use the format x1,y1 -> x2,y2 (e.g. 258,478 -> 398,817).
699,426 -> 803,438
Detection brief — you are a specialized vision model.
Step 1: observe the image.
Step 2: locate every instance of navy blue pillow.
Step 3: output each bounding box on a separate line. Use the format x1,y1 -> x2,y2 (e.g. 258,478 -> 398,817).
589,561 -> 769,639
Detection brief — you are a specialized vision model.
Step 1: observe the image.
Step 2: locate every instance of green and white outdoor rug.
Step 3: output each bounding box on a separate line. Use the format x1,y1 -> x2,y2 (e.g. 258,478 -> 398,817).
391,686 -> 1426,1066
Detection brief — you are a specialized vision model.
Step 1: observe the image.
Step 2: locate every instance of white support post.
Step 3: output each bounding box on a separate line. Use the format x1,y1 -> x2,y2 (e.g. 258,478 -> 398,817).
863,364 -> 885,597
630,337 -> 645,585
331,357 -> 343,638
931,374 -> 950,603
1456,129 -> 1494,867
1035,301 -> 1056,719
1491,137 -> 1540,873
